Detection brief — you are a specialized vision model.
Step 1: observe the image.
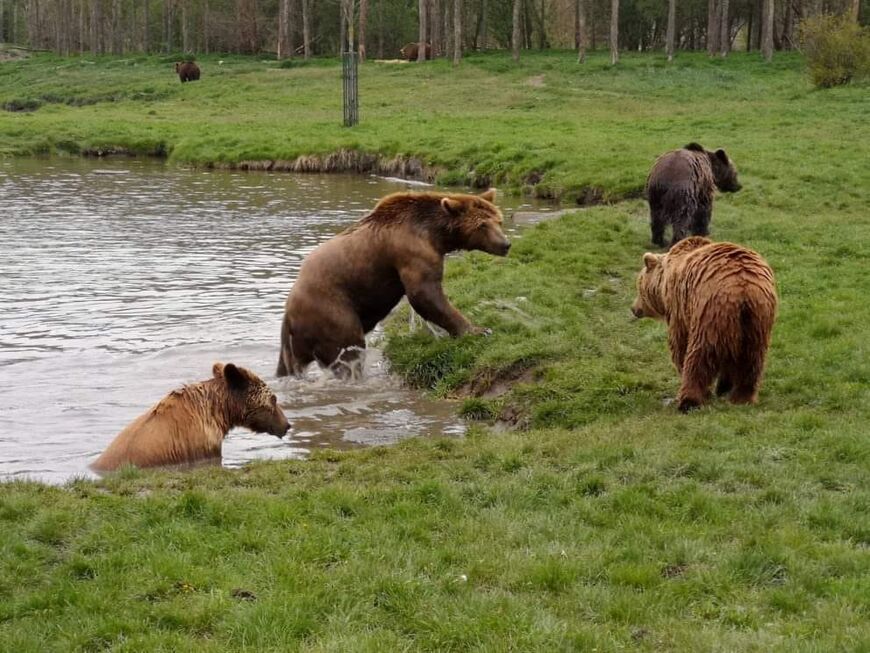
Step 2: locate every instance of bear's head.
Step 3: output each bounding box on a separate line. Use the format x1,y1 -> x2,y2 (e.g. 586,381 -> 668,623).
440,189 -> 511,257
631,252 -> 667,320
709,148 -> 741,193
175,62 -> 181,72
213,363 -> 290,438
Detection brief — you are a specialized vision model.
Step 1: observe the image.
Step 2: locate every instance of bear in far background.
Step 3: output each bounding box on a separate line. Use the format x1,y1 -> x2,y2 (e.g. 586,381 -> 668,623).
175,61 -> 201,83
399,43 -> 432,61
632,237 -> 777,412
646,143 -> 741,248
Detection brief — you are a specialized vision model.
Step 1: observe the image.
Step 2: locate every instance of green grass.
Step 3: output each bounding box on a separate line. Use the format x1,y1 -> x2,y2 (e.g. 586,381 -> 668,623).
1,51 -> 869,651
1,50 -> 865,200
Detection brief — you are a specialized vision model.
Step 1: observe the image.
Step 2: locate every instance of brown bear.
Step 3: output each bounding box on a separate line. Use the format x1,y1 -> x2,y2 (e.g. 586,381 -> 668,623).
276,189 -> 510,378
175,61 -> 201,83
91,363 -> 289,471
399,42 -> 432,61
646,143 -> 741,248
631,237 -> 777,412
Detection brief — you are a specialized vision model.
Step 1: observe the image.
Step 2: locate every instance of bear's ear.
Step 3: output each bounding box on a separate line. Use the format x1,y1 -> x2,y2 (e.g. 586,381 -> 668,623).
715,149 -> 729,163
479,188 -> 497,203
643,253 -> 661,271
441,197 -> 463,216
223,363 -> 249,391
212,362 -> 225,379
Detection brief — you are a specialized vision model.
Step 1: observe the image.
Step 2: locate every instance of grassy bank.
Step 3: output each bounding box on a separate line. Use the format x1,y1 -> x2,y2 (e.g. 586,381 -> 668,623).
1,50 -> 865,200
2,52 -> 869,651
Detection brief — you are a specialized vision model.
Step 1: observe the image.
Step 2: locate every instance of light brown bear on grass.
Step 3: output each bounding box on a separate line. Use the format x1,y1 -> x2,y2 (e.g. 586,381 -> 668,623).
92,363 -> 290,471
277,189 -> 510,378
632,237 -> 777,412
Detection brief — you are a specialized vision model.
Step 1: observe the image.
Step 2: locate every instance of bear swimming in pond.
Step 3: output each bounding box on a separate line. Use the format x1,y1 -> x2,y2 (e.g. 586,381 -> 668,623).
91,363 -> 289,471
631,237 -> 777,412
276,189 -> 510,378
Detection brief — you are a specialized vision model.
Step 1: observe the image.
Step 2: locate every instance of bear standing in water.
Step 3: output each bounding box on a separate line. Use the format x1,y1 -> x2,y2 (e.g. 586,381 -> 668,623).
646,143 -> 741,248
277,190 -> 511,378
632,237 -> 777,412
92,363 -> 289,471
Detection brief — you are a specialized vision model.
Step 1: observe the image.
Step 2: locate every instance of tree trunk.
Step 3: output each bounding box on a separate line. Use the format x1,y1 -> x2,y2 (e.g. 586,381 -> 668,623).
850,0 -> 860,21
181,0 -> 189,53
302,0 -> 310,58
92,0 -> 101,53
358,0 -> 367,59
706,0 -> 718,55
577,0 -> 586,62
0,0 -> 4,44
665,0 -> 675,60
511,0 -> 520,61
431,0 -> 440,55
760,0 -> 772,61
609,0 -> 618,64
277,0 -> 289,58
480,0 -> 486,49
417,0 -> 426,61
452,0 -> 461,64
376,0 -> 383,57
718,0 -> 728,56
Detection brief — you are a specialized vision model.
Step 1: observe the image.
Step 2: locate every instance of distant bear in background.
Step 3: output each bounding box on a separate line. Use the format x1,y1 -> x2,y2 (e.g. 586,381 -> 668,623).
91,363 -> 289,471
399,42 -> 432,61
632,237 -> 777,412
175,61 -> 201,83
277,190 -> 511,378
646,143 -> 741,248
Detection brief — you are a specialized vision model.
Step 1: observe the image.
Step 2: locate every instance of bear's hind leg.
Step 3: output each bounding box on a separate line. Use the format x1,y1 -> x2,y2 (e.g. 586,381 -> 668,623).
729,352 -> 764,405
676,340 -> 718,412
650,206 -> 667,248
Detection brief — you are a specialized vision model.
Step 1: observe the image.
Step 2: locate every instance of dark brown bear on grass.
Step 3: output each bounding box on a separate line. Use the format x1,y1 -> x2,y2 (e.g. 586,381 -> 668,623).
646,143 -> 741,248
399,42 -> 432,61
632,237 -> 777,412
92,363 -> 290,471
175,61 -> 201,83
277,189 -> 510,378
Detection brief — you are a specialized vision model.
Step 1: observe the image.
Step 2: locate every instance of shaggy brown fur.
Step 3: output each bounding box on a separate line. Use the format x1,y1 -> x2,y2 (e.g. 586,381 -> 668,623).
646,143 -> 741,248
92,363 -> 289,471
631,237 -> 777,412
277,189 -> 510,378
399,42 -> 432,61
175,61 -> 201,83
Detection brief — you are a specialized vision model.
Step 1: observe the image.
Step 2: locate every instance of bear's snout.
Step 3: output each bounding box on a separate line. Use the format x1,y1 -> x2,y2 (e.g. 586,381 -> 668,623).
631,305 -> 644,319
498,240 -> 512,256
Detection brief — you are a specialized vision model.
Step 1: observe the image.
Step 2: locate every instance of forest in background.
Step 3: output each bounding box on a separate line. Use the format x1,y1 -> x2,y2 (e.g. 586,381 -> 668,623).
0,0 -> 865,62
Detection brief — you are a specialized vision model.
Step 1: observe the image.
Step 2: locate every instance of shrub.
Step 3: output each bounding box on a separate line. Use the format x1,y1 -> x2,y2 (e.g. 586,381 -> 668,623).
799,14 -> 870,88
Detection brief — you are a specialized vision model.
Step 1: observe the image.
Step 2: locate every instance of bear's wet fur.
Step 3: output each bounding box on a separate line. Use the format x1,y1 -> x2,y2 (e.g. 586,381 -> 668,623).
276,190 -> 511,379
631,237 -> 777,412
175,61 -> 201,83
91,363 -> 289,471
646,143 -> 741,248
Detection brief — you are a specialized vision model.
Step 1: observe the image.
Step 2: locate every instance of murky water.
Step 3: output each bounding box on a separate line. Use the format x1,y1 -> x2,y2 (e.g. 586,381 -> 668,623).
0,157 -> 555,484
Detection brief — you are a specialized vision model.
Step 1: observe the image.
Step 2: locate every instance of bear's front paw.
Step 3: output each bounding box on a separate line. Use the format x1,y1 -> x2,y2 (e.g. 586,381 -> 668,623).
677,396 -> 702,413
469,326 -> 493,337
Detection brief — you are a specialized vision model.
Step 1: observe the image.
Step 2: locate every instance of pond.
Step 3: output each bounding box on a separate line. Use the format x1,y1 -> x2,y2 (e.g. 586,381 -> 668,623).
0,157 -> 557,484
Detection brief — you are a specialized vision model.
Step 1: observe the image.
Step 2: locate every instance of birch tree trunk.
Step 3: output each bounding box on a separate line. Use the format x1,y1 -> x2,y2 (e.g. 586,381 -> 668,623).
577,0 -> 586,62
358,0 -> 367,60
302,0 -> 310,58
760,0 -> 772,61
452,0 -> 461,65
718,0 -> 729,56
665,0 -> 675,61
609,0 -> 618,64
511,0 -> 520,61
417,0 -> 427,61
706,0 -> 718,55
